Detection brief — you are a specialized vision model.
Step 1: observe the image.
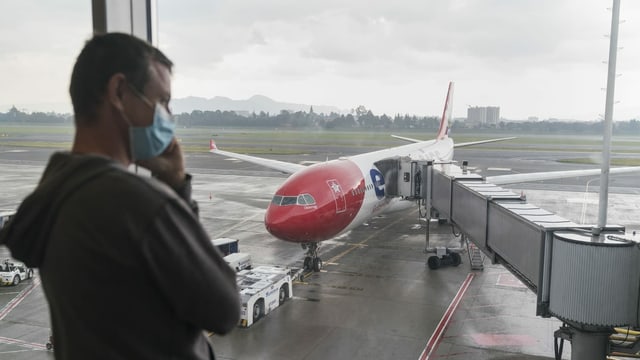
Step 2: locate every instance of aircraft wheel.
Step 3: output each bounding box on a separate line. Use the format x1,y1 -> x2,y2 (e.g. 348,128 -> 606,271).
303,257 -> 312,270
313,258 -> 322,272
451,252 -> 462,266
427,256 -> 440,270
46,342 -> 53,351
12,275 -> 20,286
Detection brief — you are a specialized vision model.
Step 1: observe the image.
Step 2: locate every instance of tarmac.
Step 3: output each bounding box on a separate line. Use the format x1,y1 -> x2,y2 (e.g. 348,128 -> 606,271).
0,141 -> 638,359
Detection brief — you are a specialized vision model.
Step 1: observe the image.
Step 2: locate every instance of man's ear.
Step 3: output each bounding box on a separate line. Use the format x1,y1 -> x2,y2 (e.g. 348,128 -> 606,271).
106,73 -> 127,111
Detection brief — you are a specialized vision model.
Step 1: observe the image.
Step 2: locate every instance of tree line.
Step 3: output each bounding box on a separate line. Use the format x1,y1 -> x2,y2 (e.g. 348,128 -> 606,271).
1,106 -> 639,135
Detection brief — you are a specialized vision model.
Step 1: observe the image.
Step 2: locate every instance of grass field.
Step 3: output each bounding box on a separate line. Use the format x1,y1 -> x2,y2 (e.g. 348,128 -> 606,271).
1,124 -> 639,164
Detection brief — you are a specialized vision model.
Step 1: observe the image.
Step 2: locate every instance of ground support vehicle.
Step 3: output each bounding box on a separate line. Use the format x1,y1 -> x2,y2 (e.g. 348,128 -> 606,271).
211,237 -> 239,256
46,334 -> 53,350
237,266 -> 293,327
0,260 -> 34,286
224,252 -> 252,272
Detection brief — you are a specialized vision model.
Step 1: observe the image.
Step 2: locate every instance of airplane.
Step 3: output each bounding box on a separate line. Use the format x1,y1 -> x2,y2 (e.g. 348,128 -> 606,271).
209,82 -> 640,272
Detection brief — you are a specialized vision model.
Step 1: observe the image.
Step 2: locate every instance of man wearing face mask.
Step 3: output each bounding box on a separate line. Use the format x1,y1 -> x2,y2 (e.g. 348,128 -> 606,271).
0,33 -> 240,359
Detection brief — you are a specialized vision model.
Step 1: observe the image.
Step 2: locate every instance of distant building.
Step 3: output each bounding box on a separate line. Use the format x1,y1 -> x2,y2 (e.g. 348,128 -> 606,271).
467,106 -> 500,125
486,107 -> 499,125
467,107 -> 485,124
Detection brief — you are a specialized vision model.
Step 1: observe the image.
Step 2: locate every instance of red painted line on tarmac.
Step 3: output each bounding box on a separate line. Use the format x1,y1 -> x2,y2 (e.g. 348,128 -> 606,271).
418,272 -> 475,360
0,335 -> 47,350
0,277 -> 41,320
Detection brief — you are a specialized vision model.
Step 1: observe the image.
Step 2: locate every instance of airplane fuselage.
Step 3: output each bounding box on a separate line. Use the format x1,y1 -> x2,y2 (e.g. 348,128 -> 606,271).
264,137 -> 454,243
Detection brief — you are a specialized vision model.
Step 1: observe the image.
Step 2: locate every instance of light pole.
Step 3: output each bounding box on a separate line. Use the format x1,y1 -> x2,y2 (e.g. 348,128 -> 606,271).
580,177 -> 600,224
594,0 -> 621,235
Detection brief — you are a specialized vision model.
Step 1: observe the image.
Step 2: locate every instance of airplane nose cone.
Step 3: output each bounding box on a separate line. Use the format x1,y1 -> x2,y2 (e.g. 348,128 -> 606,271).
264,159 -> 366,243
264,205 -> 307,242
265,202 -> 350,243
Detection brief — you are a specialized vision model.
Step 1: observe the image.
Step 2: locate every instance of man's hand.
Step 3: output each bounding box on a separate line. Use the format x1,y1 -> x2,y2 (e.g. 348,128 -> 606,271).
137,138 -> 186,188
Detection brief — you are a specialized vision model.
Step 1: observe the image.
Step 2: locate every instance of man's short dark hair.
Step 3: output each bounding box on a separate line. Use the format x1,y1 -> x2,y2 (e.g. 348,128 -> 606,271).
69,33 -> 173,123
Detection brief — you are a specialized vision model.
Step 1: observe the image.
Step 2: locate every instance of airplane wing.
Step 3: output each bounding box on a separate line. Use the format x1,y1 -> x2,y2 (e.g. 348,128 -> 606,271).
209,140 -> 305,175
390,134 -> 423,143
487,167 -> 640,185
391,135 -> 516,147
455,137 -> 517,147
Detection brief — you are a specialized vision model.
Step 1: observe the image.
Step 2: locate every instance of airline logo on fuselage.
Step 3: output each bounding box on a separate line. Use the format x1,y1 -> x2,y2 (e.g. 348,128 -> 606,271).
369,169 -> 385,199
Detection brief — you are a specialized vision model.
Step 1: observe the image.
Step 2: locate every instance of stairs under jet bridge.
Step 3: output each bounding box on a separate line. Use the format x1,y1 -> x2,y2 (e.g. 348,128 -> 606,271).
378,156 -> 640,360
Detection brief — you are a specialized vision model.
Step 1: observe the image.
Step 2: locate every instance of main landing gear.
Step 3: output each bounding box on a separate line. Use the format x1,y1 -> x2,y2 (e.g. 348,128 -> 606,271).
301,242 -> 323,272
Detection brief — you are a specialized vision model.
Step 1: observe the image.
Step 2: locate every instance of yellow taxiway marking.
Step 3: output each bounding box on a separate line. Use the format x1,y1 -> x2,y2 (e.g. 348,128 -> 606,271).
294,214 -> 412,284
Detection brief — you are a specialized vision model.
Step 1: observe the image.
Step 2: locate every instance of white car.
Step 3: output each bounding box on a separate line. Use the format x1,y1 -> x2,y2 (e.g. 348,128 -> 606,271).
0,260 -> 34,286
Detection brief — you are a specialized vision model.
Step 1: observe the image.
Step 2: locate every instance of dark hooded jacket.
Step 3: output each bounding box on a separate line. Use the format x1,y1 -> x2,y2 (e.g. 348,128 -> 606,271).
0,152 -> 240,359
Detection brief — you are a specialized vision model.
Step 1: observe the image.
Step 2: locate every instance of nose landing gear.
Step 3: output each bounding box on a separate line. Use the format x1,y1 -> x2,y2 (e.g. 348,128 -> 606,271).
301,242 -> 323,272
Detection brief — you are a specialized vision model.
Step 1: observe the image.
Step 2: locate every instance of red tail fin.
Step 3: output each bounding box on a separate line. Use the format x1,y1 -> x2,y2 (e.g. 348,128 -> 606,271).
436,82 -> 454,140
209,139 -> 217,151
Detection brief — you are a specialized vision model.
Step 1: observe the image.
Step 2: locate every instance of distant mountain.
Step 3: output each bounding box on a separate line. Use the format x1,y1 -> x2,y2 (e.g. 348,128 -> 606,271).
171,95 -> 343,115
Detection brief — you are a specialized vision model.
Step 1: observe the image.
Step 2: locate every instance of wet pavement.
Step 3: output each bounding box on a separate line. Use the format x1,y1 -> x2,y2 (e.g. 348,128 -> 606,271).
0,143 -> 638,359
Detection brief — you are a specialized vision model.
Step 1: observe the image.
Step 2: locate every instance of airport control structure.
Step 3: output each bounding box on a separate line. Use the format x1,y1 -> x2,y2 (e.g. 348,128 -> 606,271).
381,157 -> 639,360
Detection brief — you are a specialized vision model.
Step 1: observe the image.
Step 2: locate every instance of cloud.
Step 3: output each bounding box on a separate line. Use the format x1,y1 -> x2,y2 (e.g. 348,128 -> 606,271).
0,2 -> 91,112
1,0 -> 639,120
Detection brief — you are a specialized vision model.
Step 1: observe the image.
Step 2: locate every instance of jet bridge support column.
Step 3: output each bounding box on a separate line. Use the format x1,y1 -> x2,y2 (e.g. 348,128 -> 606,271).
423,161 -> 433,254
554,325 -> 610,360
421,162 -> 463,269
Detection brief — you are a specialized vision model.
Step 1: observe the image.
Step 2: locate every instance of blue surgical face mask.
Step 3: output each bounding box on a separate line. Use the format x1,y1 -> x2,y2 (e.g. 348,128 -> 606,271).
125,84 -> 176,161
129,103 -> 176,160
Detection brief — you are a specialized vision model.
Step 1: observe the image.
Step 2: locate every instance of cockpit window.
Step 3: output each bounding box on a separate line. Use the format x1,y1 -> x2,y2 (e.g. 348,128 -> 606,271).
302,194 -> 316,205
272,194 -> 316,206
281,196 -> 298,206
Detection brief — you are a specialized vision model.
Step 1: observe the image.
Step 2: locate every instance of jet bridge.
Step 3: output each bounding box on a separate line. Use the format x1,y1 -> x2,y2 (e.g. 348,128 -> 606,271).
382,157 -> 640,360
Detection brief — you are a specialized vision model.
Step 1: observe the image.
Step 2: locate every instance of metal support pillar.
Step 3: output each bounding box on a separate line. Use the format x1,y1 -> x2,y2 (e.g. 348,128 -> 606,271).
91,0 -> 158,45
594,0 -> 621,235
423,162 -> 433,253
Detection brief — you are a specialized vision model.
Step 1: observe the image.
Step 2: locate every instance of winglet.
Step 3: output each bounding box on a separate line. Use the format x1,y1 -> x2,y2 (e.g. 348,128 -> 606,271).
209,139 -> 217,151
437,82 -> 454,140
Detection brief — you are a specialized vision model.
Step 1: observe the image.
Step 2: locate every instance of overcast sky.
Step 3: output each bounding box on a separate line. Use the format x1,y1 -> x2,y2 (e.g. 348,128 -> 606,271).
1,0 -> 639,121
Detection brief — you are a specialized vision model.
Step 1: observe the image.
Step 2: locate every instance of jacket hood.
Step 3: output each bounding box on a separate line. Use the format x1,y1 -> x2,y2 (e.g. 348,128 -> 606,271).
0,153 -> 120,267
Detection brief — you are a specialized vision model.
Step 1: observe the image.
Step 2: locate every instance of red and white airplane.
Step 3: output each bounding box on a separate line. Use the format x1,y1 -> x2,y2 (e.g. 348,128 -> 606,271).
210,82 -> 640,271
